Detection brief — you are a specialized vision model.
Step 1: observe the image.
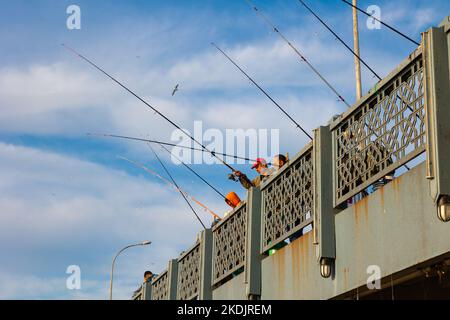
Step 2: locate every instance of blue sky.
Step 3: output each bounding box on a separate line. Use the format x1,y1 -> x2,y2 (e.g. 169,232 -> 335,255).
0,0 -> 448,299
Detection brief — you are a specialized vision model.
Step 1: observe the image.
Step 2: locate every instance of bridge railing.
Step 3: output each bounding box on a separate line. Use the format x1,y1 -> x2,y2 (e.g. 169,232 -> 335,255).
212,202 -> 247,286
151,269 -> 169,300
132,288 -> 142,300
330,48 -> 426,207
260,143 -> 314,253
176,241 -> 201,300
138,23 -> 450,299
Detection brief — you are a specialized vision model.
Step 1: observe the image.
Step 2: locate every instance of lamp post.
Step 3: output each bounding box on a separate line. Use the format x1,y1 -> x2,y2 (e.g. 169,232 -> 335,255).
109,240 -> 151,300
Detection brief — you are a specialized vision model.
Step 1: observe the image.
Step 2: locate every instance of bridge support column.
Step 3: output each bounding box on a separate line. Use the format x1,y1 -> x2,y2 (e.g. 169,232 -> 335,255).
167,259 -> 178,300
313,125 -> 338,278
199,229 -> 213,300
423,17 -> 450,222
142,281 -> 152,300
245,187 -> 262,299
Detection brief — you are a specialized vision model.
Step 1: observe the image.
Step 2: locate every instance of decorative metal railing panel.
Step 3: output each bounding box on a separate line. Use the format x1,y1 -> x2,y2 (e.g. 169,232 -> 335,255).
177,243 -> 201,300
261,144 -> 314,253
151,270 -> 169,300
332,50 -> 425,206
212,203 -> 247,285
132,288 -> 142,300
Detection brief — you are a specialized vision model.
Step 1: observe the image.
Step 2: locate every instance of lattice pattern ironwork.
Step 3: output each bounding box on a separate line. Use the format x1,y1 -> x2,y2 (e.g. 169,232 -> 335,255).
261,146 -> 314,252
177,243 -> 201,300
151,271 -> 169,300
132,288 -> 142,300
333,53 -> 425,206
212,203 -> 247,285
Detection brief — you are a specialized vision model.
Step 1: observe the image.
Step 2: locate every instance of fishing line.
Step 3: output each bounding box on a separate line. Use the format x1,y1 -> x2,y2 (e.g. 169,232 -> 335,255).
341,0 -> 420,46
297,0 -> 412,171
63,44 -> 238,173
87,133 -> 258,163
244,0 -> 351,108
157,143 -> 227,200
212,42 -> 313,140
120,156 -> 221,226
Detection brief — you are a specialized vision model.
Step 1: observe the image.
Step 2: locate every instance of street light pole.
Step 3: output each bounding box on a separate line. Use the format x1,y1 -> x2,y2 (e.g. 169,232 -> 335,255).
352,0 -> 362,100
109,240 -> 151,300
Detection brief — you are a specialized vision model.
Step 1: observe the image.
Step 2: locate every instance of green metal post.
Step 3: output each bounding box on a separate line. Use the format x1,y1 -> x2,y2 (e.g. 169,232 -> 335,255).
313,126 -> 338,277
199,229 -> 213,300
245,187 -> 262,299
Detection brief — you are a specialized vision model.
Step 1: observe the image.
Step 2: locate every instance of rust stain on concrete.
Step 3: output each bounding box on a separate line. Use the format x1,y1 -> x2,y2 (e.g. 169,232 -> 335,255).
343,267 -> 349,291
275,245 -> 286,295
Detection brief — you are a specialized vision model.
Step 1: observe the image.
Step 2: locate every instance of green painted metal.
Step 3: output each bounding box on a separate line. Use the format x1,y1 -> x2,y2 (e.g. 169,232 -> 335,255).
245,187 -> 262,299
211,202 -> 247,286
331,49 -> 425,207
313,126 -> 337,264
167,259 -> 178,300
149,17 -> 450,301
261,162 -> 450,299
423,20 -> 450,202
212,272 -> 247,300
176,241 -> 201,300
199,229 -> 213,300
259,143 -> 314,253
142,281 -> 152,300
150,268 -> 169,300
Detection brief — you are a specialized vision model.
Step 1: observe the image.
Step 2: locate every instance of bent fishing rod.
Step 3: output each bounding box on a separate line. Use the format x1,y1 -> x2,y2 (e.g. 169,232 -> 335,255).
340,0 -> 420,46
211,42 -> 313,141
62,44 -> 238,174
244,0 -> 351,108
87,133 -> 259,164
147,143 -> 210,228
120,156 -> 221,225
156,143 -> 227,200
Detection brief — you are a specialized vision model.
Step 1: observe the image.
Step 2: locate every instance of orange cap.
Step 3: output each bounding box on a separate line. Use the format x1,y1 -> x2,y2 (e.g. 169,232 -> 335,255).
225,192 -> 241,208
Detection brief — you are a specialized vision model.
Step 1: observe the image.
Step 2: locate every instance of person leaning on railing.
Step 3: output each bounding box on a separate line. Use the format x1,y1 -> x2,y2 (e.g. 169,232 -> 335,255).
343,129 -> 396,205
368,140 -> 395,192
234,158 -> 272,189
233,154 -> 288,190
211,192 -> 242,228
132,270 -> 154,298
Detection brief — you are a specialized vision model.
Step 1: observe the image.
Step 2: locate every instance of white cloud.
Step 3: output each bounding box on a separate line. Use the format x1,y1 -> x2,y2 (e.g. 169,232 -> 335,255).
0,30 -> 352,138
0,143 -> 219,299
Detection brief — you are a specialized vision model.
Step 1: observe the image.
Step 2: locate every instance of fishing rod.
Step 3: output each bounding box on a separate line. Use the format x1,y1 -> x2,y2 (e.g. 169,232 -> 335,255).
147,143 -> 208,228
119,156 -> 221,224
297,0 -> 412,171
62,44 -> 238,174
244,0 -> 351,108
340,0 -> 420,46
298,0 -> 381,80
211,42 -> 313,141
87,133 -> 259,163
157,143 -> 227,200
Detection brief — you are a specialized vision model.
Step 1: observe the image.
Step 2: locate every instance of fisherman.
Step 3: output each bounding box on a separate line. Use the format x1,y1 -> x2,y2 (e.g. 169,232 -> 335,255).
343,129 -> 395,204
132,270 -> 154,298
369,140 -> 395,192
234,158 -> 271,190
211,192 -> 242,227
273,154 -> 287,171
143,270 -> 154,283
224,192 -> 242,217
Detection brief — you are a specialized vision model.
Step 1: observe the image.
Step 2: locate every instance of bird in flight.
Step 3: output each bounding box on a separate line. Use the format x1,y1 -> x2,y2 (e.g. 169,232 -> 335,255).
172,84 -> 179,96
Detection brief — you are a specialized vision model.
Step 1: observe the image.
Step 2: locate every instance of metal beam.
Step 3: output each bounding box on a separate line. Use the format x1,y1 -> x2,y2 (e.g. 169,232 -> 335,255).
245,187 -> 262,299
423,20 -> 450,202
